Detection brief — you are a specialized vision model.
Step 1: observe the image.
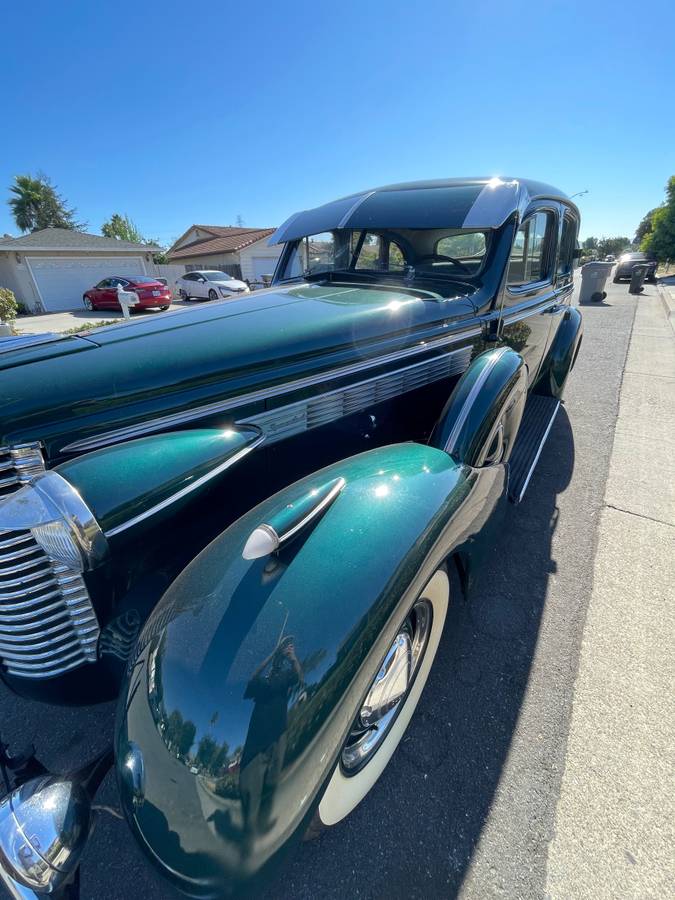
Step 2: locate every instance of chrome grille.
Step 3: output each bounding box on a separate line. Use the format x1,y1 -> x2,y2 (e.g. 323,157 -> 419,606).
0,528 -> 100,679
0,443 -> 45,498
240,346 -> 472,445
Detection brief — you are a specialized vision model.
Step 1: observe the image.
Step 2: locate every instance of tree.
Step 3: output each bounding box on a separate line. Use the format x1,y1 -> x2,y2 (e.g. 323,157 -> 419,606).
634,208 -> 659,245
597,236 -> 631,259
8,173 -> 85,232
641,176 -> 675,262
195,734 -> 218,772
101,213 -> 145,243
582,236 -> 598,250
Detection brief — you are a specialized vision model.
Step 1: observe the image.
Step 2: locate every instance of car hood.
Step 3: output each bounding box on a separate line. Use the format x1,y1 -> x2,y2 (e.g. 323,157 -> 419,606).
211,279 -> 248,290
1,282 -> 481,460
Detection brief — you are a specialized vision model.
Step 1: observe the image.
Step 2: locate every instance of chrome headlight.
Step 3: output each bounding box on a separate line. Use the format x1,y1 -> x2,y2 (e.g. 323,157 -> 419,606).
0,471 -> 108,572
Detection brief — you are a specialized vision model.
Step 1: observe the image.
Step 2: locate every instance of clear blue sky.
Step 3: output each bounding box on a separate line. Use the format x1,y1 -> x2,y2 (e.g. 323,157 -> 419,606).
3,0 -> 674,245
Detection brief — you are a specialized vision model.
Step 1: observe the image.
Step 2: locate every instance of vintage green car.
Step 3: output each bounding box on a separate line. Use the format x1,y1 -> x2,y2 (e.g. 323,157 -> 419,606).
0,177 -> 582,898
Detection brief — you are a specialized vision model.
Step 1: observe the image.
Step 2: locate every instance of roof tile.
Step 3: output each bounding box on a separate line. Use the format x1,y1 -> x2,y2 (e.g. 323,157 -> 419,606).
167,227 -> 275,260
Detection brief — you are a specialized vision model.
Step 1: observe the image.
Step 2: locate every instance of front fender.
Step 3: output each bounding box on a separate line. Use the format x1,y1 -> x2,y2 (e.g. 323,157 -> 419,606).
430,347 -> 527,467
115,442 -> 505,897
56,426 -> 262,539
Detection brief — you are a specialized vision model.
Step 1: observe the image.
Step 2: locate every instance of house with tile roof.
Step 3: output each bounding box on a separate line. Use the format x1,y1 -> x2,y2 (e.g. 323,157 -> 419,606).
166,225 -> 282,284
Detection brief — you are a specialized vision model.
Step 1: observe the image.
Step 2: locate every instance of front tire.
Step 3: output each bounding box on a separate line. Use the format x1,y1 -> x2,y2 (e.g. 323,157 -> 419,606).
317,567 -> 450,827
83,296 -> 94,311
208,289 -> 218,301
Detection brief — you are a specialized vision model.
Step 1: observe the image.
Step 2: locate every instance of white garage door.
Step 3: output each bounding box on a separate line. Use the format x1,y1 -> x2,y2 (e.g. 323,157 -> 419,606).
28,257 -> 146,312
251,256 -> 279,280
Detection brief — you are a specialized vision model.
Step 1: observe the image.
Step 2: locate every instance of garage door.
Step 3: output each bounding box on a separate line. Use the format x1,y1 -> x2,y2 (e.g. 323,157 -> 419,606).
28,257 -> 146,312
251,256 -> 279,280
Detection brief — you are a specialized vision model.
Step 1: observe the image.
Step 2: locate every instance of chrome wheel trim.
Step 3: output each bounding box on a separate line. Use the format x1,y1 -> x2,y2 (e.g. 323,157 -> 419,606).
318,568 -> 449,826
341,600 -> 432,775
83,297 -> 93,311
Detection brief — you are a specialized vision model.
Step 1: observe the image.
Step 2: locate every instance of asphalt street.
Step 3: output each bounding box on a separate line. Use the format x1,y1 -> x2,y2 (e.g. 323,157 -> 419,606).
0,277 -> 657,899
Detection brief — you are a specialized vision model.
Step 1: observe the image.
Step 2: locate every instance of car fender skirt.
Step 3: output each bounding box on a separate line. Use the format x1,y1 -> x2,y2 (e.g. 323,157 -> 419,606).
535,306 -> 583,400
115,442 -> 505,897
430,346 -> 528,467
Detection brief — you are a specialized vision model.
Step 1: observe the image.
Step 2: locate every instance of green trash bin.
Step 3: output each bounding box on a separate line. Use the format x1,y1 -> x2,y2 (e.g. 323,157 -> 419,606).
580,261 -> 614,302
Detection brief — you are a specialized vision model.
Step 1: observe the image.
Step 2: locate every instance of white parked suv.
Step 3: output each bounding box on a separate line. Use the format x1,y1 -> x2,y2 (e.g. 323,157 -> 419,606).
175,270 -> 250,301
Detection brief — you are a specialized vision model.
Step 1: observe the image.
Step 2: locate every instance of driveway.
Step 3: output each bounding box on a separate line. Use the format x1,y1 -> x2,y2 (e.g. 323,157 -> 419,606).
12,300 -> 190,334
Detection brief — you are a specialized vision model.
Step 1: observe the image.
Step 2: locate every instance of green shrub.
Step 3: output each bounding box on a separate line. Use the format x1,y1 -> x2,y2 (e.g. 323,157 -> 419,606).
0,287 -> 18,323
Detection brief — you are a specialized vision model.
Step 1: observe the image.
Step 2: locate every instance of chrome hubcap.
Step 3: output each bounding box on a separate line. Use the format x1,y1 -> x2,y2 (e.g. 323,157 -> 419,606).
341,600 -> 432,774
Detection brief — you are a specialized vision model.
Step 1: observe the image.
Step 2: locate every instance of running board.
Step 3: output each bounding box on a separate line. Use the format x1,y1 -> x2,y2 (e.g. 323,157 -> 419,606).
508,396 -> 561,503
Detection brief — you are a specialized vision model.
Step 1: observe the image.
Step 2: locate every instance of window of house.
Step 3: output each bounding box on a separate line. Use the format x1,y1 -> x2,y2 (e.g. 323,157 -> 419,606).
507,212 -> 554,287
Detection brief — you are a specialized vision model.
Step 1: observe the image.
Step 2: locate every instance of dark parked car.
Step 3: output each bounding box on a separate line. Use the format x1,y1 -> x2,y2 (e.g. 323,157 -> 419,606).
0,177 -> 582,899
83,274 -> 172,311
613,251 -> 658,283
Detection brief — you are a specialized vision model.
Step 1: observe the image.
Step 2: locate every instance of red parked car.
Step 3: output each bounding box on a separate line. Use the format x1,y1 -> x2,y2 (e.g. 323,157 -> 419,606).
83,275 -> 172,312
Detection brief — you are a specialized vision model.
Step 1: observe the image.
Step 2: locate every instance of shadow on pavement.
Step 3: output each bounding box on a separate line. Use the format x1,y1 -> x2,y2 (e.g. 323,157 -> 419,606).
268,408 -> 575,899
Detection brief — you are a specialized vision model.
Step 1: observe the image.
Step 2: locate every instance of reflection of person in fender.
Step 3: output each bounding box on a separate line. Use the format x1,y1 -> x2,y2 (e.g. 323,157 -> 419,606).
239,636 -> 303,844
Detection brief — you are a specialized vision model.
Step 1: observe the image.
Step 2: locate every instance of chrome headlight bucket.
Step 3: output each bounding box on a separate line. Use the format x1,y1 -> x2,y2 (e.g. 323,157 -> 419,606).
0,471 -> 108,573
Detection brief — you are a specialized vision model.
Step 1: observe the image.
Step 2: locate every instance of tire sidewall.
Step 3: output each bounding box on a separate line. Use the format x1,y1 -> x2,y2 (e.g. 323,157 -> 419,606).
318,567 -> 450,827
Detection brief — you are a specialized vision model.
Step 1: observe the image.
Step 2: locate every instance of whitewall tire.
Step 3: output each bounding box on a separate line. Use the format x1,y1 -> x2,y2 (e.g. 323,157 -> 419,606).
318,567 -> 449,827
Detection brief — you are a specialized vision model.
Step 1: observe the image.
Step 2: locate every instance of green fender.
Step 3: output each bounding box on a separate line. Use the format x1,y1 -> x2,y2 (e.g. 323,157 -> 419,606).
535,306 -> 583,400
56,426 -> 262,538
430,346 -> 528,467
115,442 -> 506,897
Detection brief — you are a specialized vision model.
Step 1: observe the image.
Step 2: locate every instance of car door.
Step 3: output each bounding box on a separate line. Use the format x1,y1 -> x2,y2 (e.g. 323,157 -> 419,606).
91,279 -> 110,305
498,207 -> 559,385
194,273 -> 208,298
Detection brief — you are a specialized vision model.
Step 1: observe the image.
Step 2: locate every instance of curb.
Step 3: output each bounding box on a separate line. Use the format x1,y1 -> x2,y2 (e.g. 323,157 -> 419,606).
656,280 -> 675,335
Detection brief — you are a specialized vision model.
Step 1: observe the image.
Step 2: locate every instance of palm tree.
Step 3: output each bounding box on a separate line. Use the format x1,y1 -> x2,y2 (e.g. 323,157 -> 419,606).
8,173 -> 85,232
8,175 -> 45,232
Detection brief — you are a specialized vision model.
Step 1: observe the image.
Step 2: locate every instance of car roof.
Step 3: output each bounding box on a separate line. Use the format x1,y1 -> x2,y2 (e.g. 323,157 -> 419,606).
268,176 -> 578,244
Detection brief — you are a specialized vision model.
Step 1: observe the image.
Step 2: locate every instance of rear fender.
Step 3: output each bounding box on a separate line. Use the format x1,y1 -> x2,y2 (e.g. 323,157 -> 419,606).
430,346 -> 528,467
534,306 -> 583,400
115,442 -> 505,897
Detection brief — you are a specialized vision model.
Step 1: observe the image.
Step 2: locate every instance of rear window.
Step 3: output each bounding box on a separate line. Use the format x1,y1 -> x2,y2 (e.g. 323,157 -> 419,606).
126,275 -> 158,284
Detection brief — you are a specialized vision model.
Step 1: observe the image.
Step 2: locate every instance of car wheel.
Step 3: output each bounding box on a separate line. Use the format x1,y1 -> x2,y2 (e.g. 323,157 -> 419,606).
315,566 -> 450,830
208,289 -> 218,301
158,305 -> 169,311
179,289 -> 189,301
83,296 -> 94,311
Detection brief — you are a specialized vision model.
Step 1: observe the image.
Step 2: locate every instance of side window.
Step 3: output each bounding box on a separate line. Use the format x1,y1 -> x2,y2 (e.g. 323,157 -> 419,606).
557,214 -> 577,279
96,279 -> 110,289
354,233 -> 406,271
507,212 -> 554,288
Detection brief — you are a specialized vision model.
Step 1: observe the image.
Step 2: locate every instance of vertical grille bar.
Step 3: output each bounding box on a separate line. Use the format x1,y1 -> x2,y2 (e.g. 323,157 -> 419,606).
0,443 -> 45,498
0,527 -> 100,679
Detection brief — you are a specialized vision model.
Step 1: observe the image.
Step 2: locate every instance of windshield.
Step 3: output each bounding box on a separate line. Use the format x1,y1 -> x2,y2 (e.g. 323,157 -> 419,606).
280,228 -> 489,283
204,271 -> 234,281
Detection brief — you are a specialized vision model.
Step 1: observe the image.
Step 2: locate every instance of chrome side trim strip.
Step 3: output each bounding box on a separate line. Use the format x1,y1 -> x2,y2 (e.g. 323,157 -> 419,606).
501,297 -> 559,326
62,326 -> 482,454
104,433 -> 265,538
278,477 -> 346,543
515,400 -> 560,502
238,346 -> 472,446
444,348 -> 510,455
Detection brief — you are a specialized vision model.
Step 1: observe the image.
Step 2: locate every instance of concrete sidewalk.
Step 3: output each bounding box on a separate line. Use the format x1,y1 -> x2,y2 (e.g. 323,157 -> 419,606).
546,290 -> 675,897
